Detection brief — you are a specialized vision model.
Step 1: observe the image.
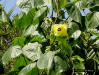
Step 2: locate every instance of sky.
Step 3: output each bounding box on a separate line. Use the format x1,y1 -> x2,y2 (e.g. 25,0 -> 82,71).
0,0 -> 21,19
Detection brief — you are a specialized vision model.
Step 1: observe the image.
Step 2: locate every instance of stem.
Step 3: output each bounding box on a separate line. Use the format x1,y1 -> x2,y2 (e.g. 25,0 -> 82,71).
54,11 -> 66,24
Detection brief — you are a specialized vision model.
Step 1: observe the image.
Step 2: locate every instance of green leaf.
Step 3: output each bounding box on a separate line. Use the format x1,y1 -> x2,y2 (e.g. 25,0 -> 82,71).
22,25 -> 39,37
75,0 -> 99,10
66,5 -> 82,23
16,8 -> 36,29
33,7 -> 47,22
90,29 -> 99,36
13,55 -> 30,71
37,51 -> 56,69
13,37 -> 26,47
68,20 -> 80,36
52,0 -> 59,13
72,55 -> 84,62
95,55 -> 99,65
34,0 -> 44,7
57,38 -> 73,56
64,42 -> 73,56
0,8 -> 8,22
18,63 -> 36,75
87,49 -> 96,59
94,39 -> 99,49
71,30 -> 81,40
30,36 -> 43,43
54,56 -> 69,74
90,6 -> 99,12
58,0 -> 68,9
85,12 -> 99,29
72,55 -> 85,69
7,7 -> 15,17
43,0 -> 52,6
72,0 -> 81,3
74,0 -> 84,9
33,7 -> 49,25
17,0 -> 34,13
2,46 -> 22,64
52,0 -> 68,13
72,55 -> 85,75
50,71 -> 56,75
27,67 -> 38,75
22,42 -> 42,61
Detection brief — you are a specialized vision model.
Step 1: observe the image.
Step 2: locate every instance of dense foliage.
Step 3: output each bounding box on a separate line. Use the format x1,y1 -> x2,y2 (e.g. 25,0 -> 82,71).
0,0 -> 99,75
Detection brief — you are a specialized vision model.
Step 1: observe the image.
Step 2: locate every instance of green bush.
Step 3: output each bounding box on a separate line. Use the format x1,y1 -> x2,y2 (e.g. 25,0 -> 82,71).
0,0 -> 99,75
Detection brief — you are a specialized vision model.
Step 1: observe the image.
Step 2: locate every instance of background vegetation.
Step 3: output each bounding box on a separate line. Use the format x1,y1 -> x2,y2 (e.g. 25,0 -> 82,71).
0,0 -> 99,75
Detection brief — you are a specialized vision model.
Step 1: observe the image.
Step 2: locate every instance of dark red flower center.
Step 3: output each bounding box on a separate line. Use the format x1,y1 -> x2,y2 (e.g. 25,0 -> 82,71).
57,28 -> 61,31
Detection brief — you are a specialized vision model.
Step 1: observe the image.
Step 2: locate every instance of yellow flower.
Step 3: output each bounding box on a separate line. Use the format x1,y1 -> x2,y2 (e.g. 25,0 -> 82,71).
52,24 -> 67,37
